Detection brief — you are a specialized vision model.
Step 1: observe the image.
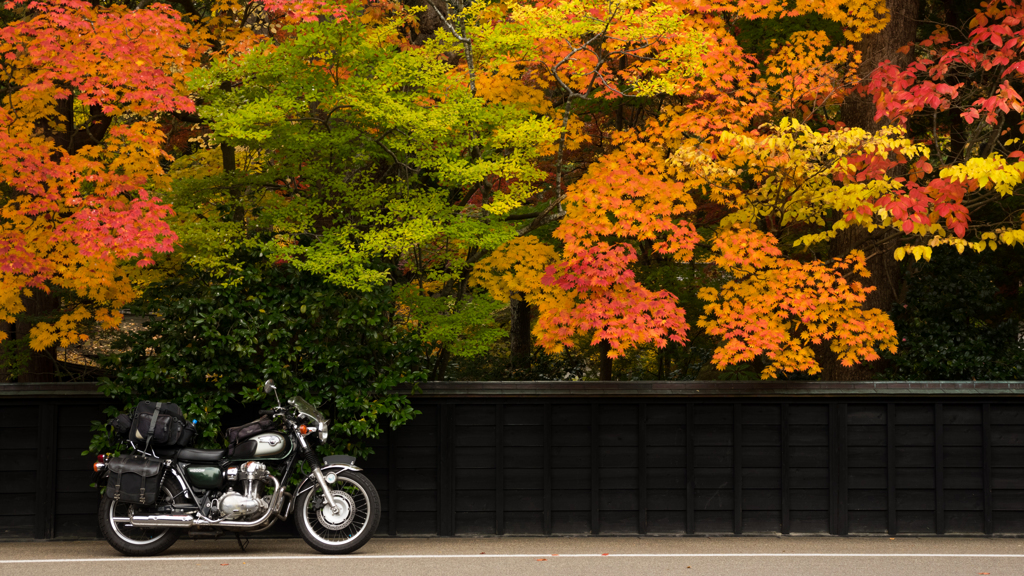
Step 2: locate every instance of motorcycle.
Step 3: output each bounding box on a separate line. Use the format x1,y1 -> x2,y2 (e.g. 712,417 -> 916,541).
93,380 -> 380,556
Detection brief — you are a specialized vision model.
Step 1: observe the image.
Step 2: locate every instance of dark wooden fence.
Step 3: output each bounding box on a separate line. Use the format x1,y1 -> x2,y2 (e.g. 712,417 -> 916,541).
4,381 -> 1024,539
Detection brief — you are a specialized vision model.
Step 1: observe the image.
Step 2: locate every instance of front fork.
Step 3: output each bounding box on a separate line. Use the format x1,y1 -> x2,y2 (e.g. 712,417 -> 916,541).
296,434 -> 340,514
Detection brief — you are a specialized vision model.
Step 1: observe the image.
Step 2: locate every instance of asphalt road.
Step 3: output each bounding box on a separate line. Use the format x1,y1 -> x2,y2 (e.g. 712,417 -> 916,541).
3,536 -> 1024,576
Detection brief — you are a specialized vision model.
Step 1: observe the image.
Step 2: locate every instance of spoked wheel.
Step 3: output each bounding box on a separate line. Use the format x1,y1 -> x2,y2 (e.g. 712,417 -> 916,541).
294,470 -> 380,554
98,484 -> 180,556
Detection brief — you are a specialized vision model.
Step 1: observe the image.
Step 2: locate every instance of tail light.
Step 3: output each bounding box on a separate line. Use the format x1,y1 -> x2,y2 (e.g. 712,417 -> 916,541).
93,454 -> 107,472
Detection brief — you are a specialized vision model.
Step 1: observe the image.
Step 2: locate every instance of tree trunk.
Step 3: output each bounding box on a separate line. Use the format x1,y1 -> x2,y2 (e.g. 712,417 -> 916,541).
509,294 -> 531,371
821,0 -> 919,381
597,340 -> 612,381
407,0 -> 448,45
15,290 -> 60,382
0,320 -> 14,383
841,0 -> 920,133
430,346 -> 450,382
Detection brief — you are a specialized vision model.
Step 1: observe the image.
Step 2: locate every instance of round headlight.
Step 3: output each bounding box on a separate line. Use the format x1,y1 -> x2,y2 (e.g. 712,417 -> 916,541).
319,419 -> 329,442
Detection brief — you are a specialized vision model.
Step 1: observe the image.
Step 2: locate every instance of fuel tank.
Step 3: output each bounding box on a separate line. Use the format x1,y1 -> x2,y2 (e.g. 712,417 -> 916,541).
229,432 -> 291,461
252,432 -> 289,458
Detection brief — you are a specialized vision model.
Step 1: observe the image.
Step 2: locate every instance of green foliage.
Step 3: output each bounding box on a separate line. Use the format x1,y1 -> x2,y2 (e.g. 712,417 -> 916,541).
446,343 -> 591,381
883,247 -> 1024,381
89,254 -> 429,458
178,15 -> 558,290
0,337 -> 30,380
398,286 -> 506,359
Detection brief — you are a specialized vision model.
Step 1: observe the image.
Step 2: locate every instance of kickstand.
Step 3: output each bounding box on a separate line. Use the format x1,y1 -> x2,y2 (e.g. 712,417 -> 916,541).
235,533 -> 250,552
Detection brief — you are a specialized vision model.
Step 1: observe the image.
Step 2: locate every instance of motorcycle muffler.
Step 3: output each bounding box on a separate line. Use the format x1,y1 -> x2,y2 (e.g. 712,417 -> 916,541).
118,514 -> 196,528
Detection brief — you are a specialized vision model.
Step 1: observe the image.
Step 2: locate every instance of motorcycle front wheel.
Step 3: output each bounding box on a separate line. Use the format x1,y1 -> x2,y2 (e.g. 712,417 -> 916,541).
294,470 -> 380,554
98,485 -> 180,556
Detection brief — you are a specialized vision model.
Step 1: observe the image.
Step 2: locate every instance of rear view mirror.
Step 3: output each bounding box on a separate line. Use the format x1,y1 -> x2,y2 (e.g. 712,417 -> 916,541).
264,379 -> 280,405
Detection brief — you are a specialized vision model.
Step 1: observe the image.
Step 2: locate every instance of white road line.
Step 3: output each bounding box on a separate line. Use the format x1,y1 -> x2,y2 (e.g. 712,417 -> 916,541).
4,553 -> 1024,564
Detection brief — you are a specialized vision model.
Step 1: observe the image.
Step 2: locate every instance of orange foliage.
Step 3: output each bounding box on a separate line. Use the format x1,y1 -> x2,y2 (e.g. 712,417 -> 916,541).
697,227 -> 898,378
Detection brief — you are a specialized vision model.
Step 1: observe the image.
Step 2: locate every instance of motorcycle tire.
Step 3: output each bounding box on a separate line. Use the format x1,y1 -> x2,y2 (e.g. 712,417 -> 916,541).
98,484 -> 180,556
294,470 -> 380,554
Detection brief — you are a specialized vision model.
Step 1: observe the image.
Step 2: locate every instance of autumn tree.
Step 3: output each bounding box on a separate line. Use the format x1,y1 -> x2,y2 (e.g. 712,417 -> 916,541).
475,0 -> 900,379
0,0 -> 203,380
500,0 -> 1024,381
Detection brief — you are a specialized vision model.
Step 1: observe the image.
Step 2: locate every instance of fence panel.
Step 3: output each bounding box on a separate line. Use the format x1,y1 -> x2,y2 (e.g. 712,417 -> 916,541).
5,385 -> 1024,539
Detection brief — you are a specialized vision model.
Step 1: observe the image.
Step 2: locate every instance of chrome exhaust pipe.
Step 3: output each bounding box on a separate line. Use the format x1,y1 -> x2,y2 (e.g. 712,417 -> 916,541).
117,477 -> 283,530
120,514 -> 196,528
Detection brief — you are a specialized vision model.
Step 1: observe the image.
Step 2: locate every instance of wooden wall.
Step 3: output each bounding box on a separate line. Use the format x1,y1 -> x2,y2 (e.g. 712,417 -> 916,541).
361,399 -> 1023,536
3,390 -> 1023,539
0,398 -> 108,539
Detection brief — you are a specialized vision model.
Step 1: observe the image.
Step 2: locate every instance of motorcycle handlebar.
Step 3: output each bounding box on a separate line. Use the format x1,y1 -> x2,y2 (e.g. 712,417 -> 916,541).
258,409 -> 276,416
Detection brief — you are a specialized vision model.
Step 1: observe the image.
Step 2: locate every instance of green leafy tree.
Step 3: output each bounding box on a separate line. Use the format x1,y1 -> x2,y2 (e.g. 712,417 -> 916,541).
91,254 -> 428,457
169,11 -> 560,378
884,246 -> 1024,381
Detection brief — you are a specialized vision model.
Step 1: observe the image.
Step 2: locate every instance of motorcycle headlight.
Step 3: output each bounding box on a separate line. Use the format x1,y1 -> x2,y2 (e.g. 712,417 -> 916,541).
319,419 -> 329,442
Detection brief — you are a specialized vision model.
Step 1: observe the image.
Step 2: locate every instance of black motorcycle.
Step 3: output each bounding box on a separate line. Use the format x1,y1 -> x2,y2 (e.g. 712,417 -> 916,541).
93,380 -> 380,555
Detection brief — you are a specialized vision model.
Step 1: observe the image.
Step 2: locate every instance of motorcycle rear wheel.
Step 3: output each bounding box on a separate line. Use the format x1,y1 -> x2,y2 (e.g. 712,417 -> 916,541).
98,485 -> 180,556
294,470 -> 380,554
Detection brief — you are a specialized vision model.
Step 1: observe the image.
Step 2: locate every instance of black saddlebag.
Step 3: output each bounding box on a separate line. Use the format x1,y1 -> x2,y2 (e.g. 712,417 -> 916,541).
129,401 -> 194,448
105,453 -> 165,505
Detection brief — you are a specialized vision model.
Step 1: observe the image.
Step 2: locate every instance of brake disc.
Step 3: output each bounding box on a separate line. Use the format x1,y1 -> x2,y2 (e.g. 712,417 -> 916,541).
316,490 -> 356,530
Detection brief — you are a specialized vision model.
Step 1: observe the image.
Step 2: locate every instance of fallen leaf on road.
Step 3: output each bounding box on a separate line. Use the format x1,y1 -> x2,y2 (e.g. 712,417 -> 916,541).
601,553 -> 609,556
537,558 -> 547,562
979,573 -> 990,574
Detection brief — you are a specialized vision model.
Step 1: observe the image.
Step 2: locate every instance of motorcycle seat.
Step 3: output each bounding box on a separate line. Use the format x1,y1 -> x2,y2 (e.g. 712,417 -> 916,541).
154,447 -> 226,462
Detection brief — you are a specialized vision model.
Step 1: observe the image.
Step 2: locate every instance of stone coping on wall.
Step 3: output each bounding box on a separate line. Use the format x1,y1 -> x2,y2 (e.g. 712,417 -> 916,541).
3,380 -> 1024,398
0,382 -> 106,396
410,380 -> 1024,397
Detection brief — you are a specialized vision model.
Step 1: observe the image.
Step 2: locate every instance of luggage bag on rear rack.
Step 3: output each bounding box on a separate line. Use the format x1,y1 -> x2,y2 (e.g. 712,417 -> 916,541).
109,400 -> 195,448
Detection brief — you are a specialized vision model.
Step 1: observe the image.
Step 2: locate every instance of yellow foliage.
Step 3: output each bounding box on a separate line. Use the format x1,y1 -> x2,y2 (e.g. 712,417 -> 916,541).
670,118 -> 927,250
471,236 -> 559,301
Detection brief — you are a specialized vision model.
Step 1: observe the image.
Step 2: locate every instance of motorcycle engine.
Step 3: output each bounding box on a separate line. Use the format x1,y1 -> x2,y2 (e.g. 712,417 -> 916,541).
216,461 -> 272,520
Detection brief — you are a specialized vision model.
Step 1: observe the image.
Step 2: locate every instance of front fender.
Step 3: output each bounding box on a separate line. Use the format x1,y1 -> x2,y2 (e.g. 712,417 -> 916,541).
286,455 -> 362,517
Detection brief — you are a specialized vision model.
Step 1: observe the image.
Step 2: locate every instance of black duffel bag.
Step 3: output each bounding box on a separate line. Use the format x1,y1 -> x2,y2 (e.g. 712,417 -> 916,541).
225,415 -> 276,458
226,414 -> 274,444
110,413 -> 132,439
106,453 -> 166,505
129,401 -> 195,448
